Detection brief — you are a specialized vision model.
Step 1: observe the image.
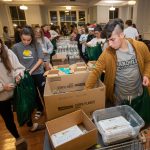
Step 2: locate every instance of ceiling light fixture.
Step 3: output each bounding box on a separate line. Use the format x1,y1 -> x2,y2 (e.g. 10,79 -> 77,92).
109,0 -> 116,11
19,5 -> 28,10
128,0 -> 136,5
66,6 -> 72,10
109,6 -> 116,11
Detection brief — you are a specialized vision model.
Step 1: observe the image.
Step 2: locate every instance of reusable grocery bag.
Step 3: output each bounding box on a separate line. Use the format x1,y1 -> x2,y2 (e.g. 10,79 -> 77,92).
14,71 -> 36,126
122,87 -> 150,124
86,43 -> 102,61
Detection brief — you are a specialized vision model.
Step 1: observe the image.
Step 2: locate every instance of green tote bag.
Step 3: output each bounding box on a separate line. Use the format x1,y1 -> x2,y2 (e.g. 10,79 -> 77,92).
122,87 -> 150,124
14,71 -> 36,126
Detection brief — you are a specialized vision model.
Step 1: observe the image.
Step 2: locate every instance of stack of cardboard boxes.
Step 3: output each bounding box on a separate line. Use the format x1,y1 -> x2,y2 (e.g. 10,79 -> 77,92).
44,61 -> 106,149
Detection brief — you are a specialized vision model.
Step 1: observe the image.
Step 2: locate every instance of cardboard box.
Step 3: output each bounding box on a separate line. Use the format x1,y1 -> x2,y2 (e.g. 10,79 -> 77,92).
53,64 -> 70,69
46,110 -> 98,150
46,72 -> 90,93
52,53 -> 68,65
52,53 -> 67,61
44,77 -> 105,120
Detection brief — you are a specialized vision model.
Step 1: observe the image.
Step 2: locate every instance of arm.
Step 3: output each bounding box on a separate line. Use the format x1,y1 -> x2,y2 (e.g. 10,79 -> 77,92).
29,59 -> 43,75
50,30 -> 59,40
142,42 -> 150,78
9,49 -> 25,77
45,37 -> 54,54
85,51 -> 106,89
141,42 -> 150,86
79,35 -> 86,44
86,40 -> 93,47
29,43 -> 44,75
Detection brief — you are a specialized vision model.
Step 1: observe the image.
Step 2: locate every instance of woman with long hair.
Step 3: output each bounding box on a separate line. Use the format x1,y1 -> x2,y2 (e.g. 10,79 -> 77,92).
34,27 -> 53,71
0,39 -> 27,149
12,26 -> 45,130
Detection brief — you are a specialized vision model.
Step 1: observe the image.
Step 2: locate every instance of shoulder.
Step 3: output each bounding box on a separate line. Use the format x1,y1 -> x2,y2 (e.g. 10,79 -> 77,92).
129,39 -> 148,52
13,42 -> 22,49
7,48 -> 17,59
44,36 -> 50,42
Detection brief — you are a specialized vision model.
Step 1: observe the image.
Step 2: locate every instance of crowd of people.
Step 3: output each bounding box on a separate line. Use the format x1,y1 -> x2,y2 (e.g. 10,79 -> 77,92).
0,18 -> 150,149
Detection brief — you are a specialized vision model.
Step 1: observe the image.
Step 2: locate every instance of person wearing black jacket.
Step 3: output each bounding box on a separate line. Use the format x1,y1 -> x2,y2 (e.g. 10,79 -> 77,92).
14,26 -> 22,43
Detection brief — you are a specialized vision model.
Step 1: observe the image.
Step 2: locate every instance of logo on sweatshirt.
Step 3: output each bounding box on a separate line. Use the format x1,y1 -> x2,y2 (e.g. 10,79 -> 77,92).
23,50 -> 33,59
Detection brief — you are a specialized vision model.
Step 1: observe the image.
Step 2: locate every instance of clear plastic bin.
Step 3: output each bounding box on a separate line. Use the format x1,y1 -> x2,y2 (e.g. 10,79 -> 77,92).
93,105 -> 145,145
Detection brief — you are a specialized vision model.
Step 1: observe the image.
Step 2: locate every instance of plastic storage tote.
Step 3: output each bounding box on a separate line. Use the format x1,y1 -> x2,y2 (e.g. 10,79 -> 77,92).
93,105 -> 145,145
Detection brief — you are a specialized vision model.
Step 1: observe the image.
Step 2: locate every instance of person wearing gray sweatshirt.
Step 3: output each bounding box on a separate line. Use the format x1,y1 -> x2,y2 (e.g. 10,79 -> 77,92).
0,39 -> 27,149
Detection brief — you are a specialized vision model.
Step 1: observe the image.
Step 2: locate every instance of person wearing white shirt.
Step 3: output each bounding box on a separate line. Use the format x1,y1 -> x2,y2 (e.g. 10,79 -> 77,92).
78,27 -> 89,63
34,27 -> 53,70
124,20 -> 139,40
79,27 -> 88,53
86,25 -> 107,51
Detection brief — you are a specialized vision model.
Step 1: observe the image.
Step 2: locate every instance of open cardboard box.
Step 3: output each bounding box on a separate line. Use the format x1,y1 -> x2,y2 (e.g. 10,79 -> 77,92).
45,72 -> 90,93
44,63 -> 88,77
46,110 -> 98,150
44,76 -> 105,120
52,53 -> 68,66
53,64 -> 70,69
52,53 -> 67,61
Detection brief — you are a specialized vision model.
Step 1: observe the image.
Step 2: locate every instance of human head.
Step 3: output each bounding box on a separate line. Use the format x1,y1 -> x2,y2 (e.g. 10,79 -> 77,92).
3,26 -> 8,33
94,25 -> 102,38
47,24 -> 51,31
16,25 -> 22,31
88,27 -> 94,35
41,24 -> 48,32
34,27 -> 44,39
125,20 -> 132,27
73,27 -> 78,34
132,23 -> 137,28
20,25 -> 35,46
81,26 -> 85,34
102,18 -> 125,49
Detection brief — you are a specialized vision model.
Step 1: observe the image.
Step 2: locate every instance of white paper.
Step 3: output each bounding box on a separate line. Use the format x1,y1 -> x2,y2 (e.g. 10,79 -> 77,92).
98,116 -> 133,140
51,125 -> 83,147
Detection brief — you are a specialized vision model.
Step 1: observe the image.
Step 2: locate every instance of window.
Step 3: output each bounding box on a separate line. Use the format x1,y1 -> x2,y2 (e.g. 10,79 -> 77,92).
9,6 -> 26,27
109,8 -> 119,20
79,11 -> 85,21
78,11 -> 85,26
50,11 -> 58,25
59,11 -> 76,22
59,11 -> 77,30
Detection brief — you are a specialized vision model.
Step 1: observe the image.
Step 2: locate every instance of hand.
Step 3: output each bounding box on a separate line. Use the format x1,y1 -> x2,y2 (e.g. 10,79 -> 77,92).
3,83 -> 15,91
15,73 -> 22,84
43,51 -> 48,54
143,76 -> 150,87
29,70 -> 33,75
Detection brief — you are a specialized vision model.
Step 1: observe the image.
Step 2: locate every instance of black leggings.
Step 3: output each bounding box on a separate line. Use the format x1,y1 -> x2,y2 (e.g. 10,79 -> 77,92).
31,74 -> 45,112
0,99 -> 20,139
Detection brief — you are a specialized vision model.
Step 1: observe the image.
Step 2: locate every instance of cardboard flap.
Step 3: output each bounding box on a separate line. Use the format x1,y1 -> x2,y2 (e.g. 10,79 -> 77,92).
46,110 -> 83,134
46,110 -> 98,150
53,64 -> 70,69
76,62 -> 86,67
